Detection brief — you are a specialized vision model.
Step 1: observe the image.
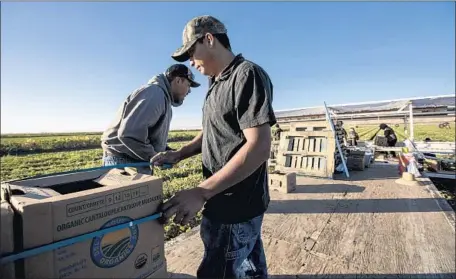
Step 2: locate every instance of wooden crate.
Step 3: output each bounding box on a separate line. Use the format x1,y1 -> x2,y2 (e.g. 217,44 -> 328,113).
269,172 -> 296,193
276,131 -> 336,178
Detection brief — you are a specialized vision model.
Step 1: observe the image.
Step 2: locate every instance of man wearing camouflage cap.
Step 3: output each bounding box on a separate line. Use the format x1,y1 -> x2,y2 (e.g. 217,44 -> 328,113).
152,15 -> 275,278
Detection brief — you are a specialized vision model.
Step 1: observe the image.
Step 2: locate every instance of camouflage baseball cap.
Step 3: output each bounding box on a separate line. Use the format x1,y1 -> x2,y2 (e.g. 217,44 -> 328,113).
172,15 -> 227,62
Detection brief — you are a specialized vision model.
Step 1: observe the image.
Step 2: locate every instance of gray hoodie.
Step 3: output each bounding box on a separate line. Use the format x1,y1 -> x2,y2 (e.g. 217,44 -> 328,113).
101,74 -> 179,162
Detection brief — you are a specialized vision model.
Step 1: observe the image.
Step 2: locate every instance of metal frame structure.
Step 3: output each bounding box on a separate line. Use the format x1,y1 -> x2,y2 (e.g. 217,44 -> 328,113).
276,95 -> 455,128
330,102 -> 416,141
274,94 -> 454,114
276,96 -> 455,155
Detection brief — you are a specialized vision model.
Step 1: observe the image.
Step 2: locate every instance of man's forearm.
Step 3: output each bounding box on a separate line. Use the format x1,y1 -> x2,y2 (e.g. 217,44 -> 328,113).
197,139 -> 270,200
177,131 -> 203,161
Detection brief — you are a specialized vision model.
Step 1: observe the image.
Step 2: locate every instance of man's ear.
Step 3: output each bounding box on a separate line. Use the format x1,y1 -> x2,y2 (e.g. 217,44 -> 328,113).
205,33 -> 214,47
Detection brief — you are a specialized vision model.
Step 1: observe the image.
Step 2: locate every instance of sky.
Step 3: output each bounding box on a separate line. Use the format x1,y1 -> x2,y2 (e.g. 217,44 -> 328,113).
1,2 -> 455,134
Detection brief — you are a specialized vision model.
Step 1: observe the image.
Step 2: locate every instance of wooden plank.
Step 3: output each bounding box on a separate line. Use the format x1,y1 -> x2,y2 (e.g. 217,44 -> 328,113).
309,137 -> 315,153
286,131 -> 334,138
304,137 -> 310,152
282,151 -> 330,157
299,137 -> 305,152
309,166 -> 455,276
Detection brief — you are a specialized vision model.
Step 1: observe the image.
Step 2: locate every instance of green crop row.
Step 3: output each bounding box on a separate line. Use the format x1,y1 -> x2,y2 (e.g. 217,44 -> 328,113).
0,129 -> 202,139
0,130 -> 199,157
1,144 -> 204,241
346,124 -> 455,142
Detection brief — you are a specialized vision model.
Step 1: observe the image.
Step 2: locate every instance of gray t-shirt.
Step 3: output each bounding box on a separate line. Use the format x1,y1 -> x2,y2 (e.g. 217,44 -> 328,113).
201,54 -> 276,224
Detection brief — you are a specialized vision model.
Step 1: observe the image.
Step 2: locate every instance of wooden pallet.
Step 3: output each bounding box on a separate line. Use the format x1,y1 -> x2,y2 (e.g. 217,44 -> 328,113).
275,131 -> 336,178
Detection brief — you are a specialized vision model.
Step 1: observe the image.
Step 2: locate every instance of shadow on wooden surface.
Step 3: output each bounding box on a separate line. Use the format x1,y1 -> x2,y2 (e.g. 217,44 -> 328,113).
332,163 -> 400,182
267,198 -> 453,214
268,273 -> 456,279
333,171 -> 400,181
168,272 -> 456,279
291,184 -> 365,194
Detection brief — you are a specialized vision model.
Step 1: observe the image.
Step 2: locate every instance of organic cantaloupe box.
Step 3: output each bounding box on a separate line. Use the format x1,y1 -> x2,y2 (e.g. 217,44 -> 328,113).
1,168 -> 167,279
1,200 -> 15,279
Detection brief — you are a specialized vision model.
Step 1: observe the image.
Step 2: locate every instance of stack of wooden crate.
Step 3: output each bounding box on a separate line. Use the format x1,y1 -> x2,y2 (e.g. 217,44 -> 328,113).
268,118 -> 375,179
271,121 -> 337,179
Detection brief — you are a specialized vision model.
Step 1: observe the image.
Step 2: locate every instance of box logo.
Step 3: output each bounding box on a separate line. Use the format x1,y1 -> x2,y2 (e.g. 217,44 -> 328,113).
134,253 -> 148,269
90,216 -> 139,268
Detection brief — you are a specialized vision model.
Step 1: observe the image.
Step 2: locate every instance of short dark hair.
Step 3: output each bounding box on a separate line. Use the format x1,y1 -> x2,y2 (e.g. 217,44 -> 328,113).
195,33 -> 232,51
213,33 -> 231,51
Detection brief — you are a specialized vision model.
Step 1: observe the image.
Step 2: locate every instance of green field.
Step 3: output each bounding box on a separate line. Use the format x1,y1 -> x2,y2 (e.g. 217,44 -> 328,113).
0,130 -> 198,156
0,133 -> 203,241
347,124 -> 455,142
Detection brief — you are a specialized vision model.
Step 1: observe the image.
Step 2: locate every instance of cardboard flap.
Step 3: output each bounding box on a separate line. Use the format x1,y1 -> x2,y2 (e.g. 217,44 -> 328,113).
1,183 -> 12,202
0,201 -> 15,253
95,169 -> 162,186
4,183 -> 62,206
12,169 -> 107,188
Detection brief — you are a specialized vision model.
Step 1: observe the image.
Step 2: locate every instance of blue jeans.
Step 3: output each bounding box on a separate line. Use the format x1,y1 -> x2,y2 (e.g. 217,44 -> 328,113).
197,214 -> 268,279
102,154 -> 152,175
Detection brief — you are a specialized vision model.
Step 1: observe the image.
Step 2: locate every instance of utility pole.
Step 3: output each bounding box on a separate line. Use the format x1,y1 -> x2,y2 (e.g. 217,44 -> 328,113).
409,102 -> 414,141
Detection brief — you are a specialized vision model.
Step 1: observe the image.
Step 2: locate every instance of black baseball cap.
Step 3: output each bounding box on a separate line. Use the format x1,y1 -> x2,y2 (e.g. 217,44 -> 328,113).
165,64 -> 200,88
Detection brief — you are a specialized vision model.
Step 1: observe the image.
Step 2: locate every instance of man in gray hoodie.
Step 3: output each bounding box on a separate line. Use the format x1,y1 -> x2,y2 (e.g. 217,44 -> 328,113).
101,64 -> 200,174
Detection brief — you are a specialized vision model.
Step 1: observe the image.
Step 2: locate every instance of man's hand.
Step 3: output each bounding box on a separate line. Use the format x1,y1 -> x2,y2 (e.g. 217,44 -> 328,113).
150,150 -> 181,166
161,187 -> 208,226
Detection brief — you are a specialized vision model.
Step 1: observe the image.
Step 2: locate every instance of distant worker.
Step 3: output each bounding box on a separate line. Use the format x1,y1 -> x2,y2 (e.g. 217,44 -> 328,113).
272,123 -> 283,141
336,120 -> 348,145
379,123 -> 398,157
423,138 -> 436,157
270,124 -> 282,159
100,64 -> 200,174
347,127 -> 360,146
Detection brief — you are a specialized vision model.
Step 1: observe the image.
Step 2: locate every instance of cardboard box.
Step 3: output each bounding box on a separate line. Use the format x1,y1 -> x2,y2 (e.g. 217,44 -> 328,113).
147,263 -> 168,278
0,201 -> 15,279
346,155 -> 366,171
269,172 -> 296,193
1,169 -> 166,279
